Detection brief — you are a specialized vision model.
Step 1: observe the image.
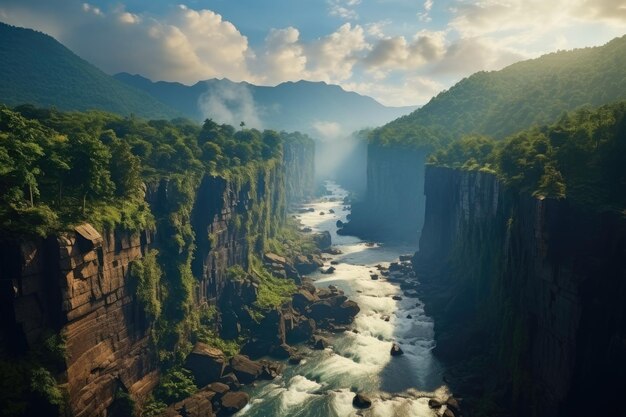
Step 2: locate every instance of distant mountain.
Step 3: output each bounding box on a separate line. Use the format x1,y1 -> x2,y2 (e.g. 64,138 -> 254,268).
374,34 -> 626,145
0,22 -> 180,119
114,73 -> 417,137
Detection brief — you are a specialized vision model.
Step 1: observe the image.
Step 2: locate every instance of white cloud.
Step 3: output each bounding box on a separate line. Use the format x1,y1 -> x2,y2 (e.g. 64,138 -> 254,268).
362,30 -> 446,72
312,120 -> 344,139
82,3 -> 102,16
255,27 -> 307,84
328,0 -> 362,20
306,23 -> 369,83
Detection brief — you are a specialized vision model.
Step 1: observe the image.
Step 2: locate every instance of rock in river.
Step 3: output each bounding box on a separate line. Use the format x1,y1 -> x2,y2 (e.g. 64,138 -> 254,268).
352,393 -> 372,409
390,343 -> 404,356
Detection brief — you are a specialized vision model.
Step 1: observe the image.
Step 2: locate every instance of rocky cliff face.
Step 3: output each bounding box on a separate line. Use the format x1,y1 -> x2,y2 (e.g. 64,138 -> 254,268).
283,139 -> 315,204
0,226 -> 159,417
189,166 -> 285,303
0,141 -> 315,417
415,166 -> 626,417
342,144 -> 427,242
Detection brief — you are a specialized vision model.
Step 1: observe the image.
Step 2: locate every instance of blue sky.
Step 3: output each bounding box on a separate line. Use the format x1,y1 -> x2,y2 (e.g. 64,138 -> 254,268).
1,0 -> 625,105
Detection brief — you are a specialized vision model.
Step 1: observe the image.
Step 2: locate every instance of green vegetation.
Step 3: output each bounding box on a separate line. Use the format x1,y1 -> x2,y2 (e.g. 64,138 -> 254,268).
141,367 -> 197,416
250,256 -> 297,310
0,22 -> 179,119
371,35 -> 626,149
0,332 -> 68,416
266,218 -> 318,257
430,102 -> 626,208
129,250 -> 163,321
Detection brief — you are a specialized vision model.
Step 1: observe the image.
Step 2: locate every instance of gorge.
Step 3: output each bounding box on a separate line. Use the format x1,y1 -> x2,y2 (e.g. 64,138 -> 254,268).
1,18 -> 626,417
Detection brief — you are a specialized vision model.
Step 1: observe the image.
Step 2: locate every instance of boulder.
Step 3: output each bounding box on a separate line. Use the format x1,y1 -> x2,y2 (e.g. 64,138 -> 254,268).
321,266 -> 336,274
307,300 -> 335,321
264,252 -> 287,265
286,317 -> 316,343
270,343 -> 295,359
292,289 -> 319,312
329,209 -> 335,213
240,338 -> 273,359
219,373 -> 241,391
446,397 -> 461,415
370,274 -> 378,280
259,361 -> 283,380
336,300 -> 360,324
206,382 -> 230,397
289,355 -> 304,365
443,409 -> 456,417
312,335 -> 330,350
392,295 -> 403,301
159,388 -> 215,417
428,398 -> 443,409
336,220 -> 344,228
295,255 -> 324,275
219,391 -> 249,415
390,343 -> 404,356
184,343 -> 227,387
313,231 -> 332,249
230,355 -> 263,384
352,393 -> 372,409
322,247 -> 343,255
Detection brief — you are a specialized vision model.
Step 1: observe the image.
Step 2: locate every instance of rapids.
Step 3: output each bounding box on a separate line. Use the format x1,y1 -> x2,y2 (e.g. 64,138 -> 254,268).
237,181 -> 447,417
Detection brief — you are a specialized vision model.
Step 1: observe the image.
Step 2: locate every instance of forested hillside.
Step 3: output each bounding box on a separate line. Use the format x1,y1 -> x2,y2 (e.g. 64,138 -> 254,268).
373,35 -> 626,148
0,23 -> 179,119
430,101 -> 626,210
0,104 -> 308,237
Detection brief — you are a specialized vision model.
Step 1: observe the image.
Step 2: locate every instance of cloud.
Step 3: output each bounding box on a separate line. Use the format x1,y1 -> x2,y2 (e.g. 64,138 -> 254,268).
433,37 -> 526,75
362,30 -> 446,72
328,0 -> 362,20
197,82 -> 262,129
306,23 -> 369,82
0,0 -> 252,83
255,27 -> 307,84
312,120 -> 344,140
343,75 -> 444,107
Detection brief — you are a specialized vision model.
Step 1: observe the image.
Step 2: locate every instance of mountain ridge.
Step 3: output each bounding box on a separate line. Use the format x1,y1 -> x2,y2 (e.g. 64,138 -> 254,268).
114,72 -> 418,136
0,22 -> 181,120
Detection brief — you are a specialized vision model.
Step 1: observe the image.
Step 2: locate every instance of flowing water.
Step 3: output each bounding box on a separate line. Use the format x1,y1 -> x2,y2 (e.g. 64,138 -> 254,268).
237,181 -> 447,417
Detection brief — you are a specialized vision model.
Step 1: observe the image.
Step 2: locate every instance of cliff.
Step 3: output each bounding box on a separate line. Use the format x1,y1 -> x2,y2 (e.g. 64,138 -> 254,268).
341,144 -> 428,242
0,140 -> 315,416
0,226 -> 158,416
414,166 -> 626,417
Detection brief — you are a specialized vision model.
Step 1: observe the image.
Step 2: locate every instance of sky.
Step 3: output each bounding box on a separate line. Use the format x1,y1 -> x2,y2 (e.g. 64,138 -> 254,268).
0,0 -> 625,106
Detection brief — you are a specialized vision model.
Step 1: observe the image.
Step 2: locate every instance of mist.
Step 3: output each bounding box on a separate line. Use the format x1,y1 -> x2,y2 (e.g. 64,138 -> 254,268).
313,122 -> 368,195
197,81 -> 263,129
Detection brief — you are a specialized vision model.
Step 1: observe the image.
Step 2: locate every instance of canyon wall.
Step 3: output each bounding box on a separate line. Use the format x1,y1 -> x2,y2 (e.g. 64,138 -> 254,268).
0,140 -> 315,417
342,144 -> 428,242
414,166 -> 626,417
0,227 -> 158,417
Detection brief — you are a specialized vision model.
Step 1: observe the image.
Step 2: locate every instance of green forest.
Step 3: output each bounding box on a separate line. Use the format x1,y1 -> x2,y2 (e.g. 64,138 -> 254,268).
370,35 -> 626,150
0,105 -> 300,237
430,101 -> 626,210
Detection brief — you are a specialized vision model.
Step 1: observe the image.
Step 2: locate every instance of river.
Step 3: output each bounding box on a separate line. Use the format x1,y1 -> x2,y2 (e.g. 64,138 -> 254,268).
238,181 -> 447,417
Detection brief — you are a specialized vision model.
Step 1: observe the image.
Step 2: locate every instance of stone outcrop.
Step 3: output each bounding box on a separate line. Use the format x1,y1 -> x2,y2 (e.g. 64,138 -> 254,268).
414,166 -> 626,417
185,343 -> 227,387
0,226 -> 159,417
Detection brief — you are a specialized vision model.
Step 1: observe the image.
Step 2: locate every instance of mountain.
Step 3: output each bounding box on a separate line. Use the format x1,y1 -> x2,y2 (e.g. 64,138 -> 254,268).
114,72 -> 417,137
0,22 -> 180,119
374,34 -> 626,146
